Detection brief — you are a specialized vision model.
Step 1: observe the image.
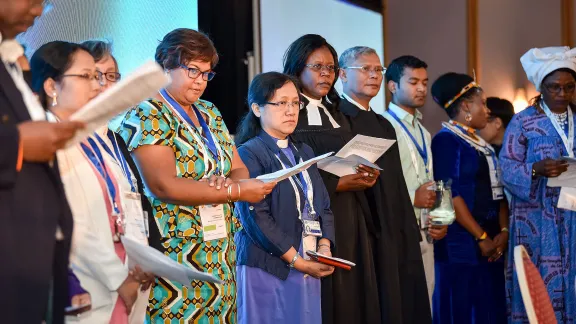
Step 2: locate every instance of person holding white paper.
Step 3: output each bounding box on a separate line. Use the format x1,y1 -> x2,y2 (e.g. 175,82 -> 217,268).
30,41 -> 151,323
116,28 -> 275,323
283,36 -> 383,324
338,46 -> 432,323
382,55 -> 447,307
501,46 -> 576,323
234,71 -> 335,324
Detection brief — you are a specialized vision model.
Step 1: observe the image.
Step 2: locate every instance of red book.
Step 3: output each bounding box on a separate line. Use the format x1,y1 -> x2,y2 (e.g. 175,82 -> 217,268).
306,251 -> 356,271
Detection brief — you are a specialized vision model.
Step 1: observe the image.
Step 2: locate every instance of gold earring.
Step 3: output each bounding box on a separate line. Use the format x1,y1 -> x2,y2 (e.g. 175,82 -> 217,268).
465,112 -> 472,123
52,92 -> 58,107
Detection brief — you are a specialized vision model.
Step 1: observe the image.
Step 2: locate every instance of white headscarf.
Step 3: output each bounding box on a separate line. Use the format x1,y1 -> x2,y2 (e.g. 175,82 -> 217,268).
520,46 -> 576,92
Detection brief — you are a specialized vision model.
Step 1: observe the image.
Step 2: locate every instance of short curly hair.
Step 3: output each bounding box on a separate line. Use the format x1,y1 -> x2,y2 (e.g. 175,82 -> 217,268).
155,28 -> 219,70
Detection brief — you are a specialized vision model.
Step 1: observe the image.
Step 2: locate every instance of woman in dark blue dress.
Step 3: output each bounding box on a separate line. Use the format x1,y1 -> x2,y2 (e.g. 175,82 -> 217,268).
430,73 -> 508,323
234,72 -> 336,324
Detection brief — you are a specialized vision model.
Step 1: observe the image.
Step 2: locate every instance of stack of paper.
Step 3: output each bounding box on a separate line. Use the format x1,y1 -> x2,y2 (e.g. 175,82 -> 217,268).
547,157 -> 576,187
66,60 -> 171,147
256,152 -> 333,183
318,135 -> 395,177
121,236 -> 222,286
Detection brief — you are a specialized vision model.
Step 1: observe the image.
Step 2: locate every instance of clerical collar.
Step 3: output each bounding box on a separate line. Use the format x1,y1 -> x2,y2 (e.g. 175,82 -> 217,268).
301,93 -> 325,109
277,138 -> 289,148
342,93 -> 371,111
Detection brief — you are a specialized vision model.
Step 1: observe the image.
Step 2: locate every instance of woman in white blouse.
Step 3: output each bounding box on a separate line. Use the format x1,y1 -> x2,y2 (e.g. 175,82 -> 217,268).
30,41 -> 150,323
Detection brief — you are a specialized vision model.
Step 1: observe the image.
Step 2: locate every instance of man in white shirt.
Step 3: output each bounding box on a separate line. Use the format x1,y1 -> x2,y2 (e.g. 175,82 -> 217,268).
382,55 -> 447,307
0,1 -> 83,323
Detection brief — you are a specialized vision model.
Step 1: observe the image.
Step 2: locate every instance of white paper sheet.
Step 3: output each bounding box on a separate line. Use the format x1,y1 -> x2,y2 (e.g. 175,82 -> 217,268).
318,135 -> 395,177
256,152 -> 333,183
121,236 -> 222,286
547,157 -> 576,187
66,60 -> 170,147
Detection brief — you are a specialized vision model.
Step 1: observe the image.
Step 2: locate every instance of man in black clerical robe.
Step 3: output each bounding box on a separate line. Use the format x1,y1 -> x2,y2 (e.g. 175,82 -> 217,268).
337,46 -> 432,323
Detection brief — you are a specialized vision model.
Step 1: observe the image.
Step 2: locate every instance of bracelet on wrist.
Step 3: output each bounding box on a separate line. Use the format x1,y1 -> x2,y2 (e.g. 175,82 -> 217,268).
501,227 -> 509,233
476,231 -> 488,241
288,253 -> 299,268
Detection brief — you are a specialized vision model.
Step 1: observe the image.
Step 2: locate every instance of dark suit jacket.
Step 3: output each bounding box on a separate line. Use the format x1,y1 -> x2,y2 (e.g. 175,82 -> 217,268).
0,62 -> 73,324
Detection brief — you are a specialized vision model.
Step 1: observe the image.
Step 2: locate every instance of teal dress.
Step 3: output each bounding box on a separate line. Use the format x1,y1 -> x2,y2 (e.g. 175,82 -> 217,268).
118,98 -> 241,323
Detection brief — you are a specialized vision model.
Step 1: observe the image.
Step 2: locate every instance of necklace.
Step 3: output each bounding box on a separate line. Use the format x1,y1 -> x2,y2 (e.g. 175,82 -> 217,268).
552,111 -> 568,129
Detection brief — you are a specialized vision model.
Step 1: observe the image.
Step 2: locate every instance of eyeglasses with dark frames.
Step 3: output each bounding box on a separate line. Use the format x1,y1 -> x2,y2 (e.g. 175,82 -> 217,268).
100,71 -> 122,83
60,72 -> 102,83
180,64 -> 216,81
543,82 -> 576,95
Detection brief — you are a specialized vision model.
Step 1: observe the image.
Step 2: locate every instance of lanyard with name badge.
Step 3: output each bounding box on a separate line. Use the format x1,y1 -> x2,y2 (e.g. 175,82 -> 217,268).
81,138 -> 125,242
160,89 -> 228,241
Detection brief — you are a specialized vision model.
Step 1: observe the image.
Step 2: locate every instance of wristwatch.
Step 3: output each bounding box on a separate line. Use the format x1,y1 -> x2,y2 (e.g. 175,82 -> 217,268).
289,253 -> 299,268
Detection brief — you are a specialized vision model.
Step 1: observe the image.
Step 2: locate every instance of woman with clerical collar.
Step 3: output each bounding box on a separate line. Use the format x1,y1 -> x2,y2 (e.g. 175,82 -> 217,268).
431,73 -> 508,323
502,46 -> 576,323
234,71 -> 335,324
282,35 -> 391,324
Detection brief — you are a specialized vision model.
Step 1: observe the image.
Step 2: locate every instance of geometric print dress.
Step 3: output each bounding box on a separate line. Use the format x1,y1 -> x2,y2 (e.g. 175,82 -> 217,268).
500,105 -> 576,323
118,98 -> 241,323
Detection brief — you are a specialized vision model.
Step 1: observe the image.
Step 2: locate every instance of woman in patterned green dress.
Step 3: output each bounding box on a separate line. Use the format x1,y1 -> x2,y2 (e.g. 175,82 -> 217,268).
117,28 -> 276,324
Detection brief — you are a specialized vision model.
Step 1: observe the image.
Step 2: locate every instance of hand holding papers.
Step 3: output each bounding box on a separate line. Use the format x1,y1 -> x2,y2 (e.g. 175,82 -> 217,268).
66,60 -> 171,147
121,236 -> 222,286
317,135 -> 395,177
547,157 -> 576,187
256,152 -> 334,183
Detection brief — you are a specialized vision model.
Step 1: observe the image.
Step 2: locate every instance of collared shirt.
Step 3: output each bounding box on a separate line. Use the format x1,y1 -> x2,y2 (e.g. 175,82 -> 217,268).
342,92 -> 371,111
301,93 -> 340,128
0,36 -> 46,121
383,102 -> 432,223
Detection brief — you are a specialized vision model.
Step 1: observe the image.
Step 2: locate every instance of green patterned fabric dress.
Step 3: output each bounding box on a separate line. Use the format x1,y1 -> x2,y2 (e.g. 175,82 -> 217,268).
118,98 -> 241,324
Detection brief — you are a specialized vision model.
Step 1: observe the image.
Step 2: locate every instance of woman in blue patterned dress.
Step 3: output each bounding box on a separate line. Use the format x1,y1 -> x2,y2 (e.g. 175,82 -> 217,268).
502,46 -> 576,323
117,28 -> 276,323
430,72 -> 508,324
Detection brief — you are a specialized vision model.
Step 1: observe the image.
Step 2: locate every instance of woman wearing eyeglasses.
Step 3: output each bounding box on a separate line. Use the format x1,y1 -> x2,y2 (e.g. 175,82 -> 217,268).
234,71 -> 335,324
116,28 -> 275,323
502,47 -> 576,323
283,35 -> 395,324
30,41 -> 151,323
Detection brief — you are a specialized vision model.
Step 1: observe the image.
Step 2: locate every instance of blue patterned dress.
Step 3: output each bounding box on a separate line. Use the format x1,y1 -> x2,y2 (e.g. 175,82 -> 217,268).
500,106 -> 576,323
118,99 -> 241,323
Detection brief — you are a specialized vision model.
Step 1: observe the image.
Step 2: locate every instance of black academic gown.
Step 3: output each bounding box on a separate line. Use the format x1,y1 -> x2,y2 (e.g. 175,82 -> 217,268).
292,97 -> 383,324
0,62 -> 73,324
338,98 -> 432,324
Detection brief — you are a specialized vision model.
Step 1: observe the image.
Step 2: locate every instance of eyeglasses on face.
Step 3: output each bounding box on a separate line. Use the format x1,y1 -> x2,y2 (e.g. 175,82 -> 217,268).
265,100 -> 304,110
344,66 -> 386,75
60,72 -> 102,83
305,64 -> 338,73
100,71 -> 121,83
543,82 -> 576,94
180,64 -> 216,81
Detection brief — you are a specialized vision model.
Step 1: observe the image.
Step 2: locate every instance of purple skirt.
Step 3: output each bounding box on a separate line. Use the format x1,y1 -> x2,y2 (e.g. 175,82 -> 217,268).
237,265 -> 321,324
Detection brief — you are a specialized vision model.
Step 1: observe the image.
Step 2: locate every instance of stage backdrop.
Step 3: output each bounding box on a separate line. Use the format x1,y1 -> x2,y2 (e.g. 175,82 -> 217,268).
259,0 -> 385,113
18,0 -> 198,75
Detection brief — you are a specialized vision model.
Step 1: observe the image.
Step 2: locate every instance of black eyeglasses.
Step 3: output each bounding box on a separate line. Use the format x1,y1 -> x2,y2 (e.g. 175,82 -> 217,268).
265,101 -> 304,110
100,71 -> 121,83
180,65 -> 216,81
543,82 -> 576,94
305,64 -> 338,73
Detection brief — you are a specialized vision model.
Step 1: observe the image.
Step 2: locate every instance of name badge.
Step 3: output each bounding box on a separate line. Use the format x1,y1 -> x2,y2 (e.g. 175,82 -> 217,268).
303,220 -> 322,237
199,204 -> 227,241
302,235 -> 317,261
420,209 -> 429,230
492,186 -> 504,201
122,192 -> 148,243
558,187 -> 576,211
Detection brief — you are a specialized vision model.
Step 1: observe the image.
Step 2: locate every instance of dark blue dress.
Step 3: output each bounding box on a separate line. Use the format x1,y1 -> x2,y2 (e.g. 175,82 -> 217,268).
431,128 -> 506,324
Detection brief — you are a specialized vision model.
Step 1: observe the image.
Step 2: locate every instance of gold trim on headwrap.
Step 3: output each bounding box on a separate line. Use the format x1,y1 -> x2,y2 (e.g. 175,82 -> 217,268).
443,81 -> 480,109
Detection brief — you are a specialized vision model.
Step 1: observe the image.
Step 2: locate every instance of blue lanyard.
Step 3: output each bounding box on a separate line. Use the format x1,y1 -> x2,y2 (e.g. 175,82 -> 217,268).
388,109 -> 429,171
160,88 -> 220,173
93,132 -> 136,193
81,138 -> 121,215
